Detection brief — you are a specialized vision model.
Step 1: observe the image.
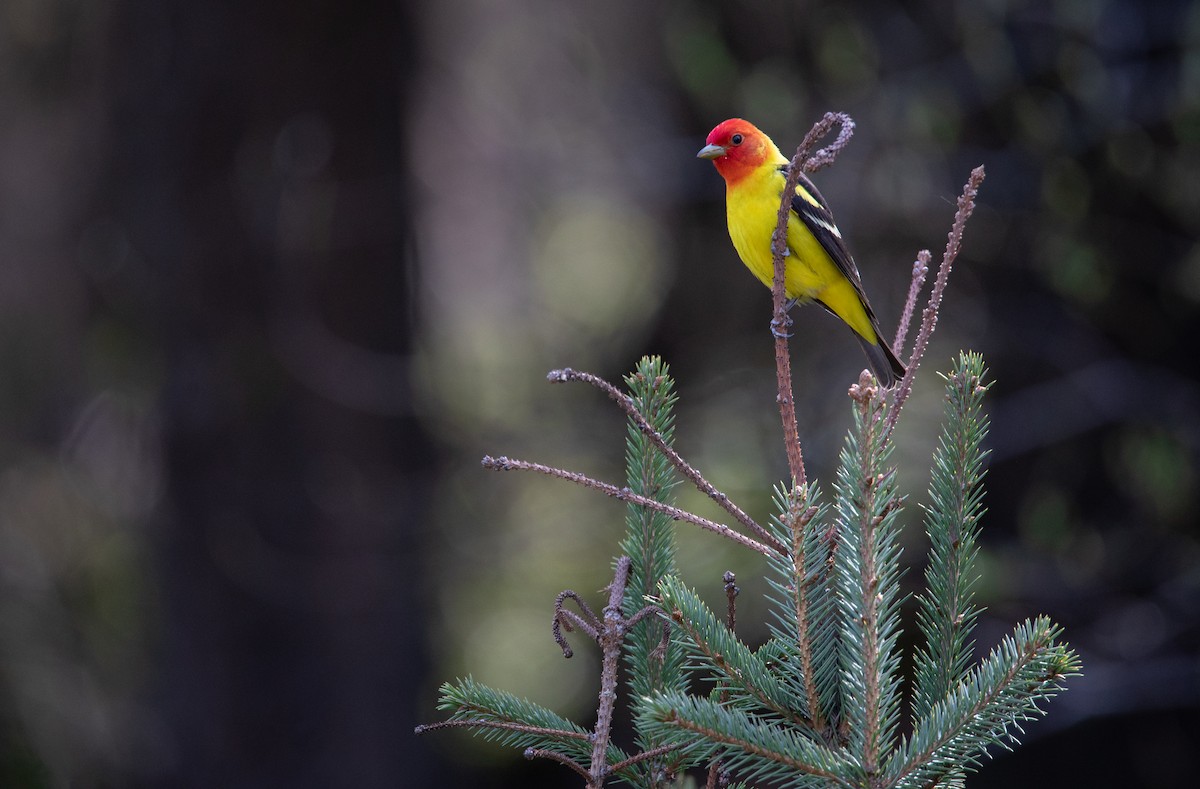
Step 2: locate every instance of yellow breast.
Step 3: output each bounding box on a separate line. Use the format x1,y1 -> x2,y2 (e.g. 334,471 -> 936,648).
724,168 -> 877,342
725,168 -> 830,303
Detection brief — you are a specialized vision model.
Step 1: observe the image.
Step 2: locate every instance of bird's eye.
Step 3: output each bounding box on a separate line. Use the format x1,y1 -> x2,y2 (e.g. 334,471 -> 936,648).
731,133 -> 744,145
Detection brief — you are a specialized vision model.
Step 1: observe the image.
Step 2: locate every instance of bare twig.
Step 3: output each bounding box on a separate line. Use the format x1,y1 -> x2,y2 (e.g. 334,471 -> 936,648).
547,367 -> 781,554
770,112 -> 856,487
414,718 -> 589,741
545,557 -> 673,787
588,557 -> 633,787
723,571 -> 739,633
608,742 -> 686,775
525,747 -> 592,781
554,590 -> 601,657
893,250 -> 931,357
885,166 -> 985,439
482,455 -> 781,557
802,114 -> 858,173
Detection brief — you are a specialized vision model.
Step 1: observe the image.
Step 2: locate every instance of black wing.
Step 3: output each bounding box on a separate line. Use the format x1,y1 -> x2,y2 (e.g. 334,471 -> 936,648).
781,166 -> 906,384
781,166 -> 872,301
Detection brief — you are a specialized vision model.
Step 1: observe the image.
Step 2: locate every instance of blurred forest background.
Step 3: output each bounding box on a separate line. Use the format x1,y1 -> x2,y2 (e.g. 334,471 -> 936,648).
0,0 -> 1197,786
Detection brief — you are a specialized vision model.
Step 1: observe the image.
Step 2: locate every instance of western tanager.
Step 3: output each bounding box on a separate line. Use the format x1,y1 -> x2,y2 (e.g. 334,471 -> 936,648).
698,118 -> 906,386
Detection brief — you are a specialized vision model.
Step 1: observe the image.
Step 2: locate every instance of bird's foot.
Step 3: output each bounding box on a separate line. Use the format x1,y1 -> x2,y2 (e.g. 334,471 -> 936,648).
770,314 -> 793,339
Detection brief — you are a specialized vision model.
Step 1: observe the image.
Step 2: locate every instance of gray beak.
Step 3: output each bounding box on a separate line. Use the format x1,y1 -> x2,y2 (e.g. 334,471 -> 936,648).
696,143 -> 726,160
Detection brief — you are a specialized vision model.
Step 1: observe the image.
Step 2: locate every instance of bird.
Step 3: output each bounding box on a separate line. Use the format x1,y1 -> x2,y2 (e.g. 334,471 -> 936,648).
697,118 -> 906,387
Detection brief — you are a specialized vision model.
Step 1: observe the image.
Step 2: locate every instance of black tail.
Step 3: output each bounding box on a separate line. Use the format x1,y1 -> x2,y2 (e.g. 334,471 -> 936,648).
855,334 -> 906,388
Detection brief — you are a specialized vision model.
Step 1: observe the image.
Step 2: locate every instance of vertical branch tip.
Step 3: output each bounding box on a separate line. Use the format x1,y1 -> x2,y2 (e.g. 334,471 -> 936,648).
885,166 -> 986,439
770,112 -> 856,486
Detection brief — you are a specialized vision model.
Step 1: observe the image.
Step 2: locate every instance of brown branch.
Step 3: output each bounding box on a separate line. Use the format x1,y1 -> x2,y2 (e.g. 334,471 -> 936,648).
885,166 -> 986,440
770,112 -> 856,487
588,556 -> 633,788
547,367 -> 781,554
414,718 -> 589,741
608,742 -> 686,776
802,113 -> 858,173
524,747 -> 592,781
893,250 -> 931,357
482,455 -> 781,557
554,590 -> 601,658
723,571 -> 739,633
542,559 -> 677,787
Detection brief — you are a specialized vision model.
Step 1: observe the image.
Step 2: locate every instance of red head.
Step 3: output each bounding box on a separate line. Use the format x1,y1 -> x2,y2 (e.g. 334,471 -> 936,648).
697,118 -> 786,185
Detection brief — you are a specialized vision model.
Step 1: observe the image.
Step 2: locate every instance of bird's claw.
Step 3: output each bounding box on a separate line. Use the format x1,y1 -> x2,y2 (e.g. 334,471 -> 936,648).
770,315 -> 793,339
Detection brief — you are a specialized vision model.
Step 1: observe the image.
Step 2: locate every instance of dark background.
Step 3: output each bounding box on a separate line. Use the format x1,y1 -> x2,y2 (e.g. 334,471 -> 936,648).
0,0 -> 1196,786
